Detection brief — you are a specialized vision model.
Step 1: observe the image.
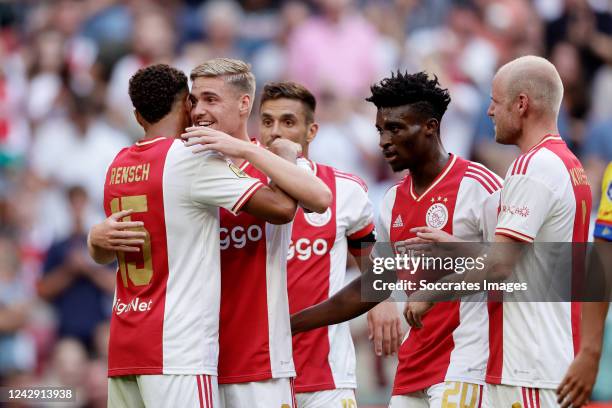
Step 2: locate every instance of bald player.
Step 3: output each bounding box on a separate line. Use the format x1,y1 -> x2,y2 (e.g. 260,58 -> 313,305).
483,55 -> 593,407
399,56 -> 597,407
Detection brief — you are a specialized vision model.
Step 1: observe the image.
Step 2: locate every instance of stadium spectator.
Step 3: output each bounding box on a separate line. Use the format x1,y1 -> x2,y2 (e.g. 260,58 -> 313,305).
25,29 -> 70,125
200,0 -> 247,60
0,30 -> 30,167
105,7 -> 180,134
37,186 -> 114,351
309,90 -> 383,190
250,1 -> 310,88
287,0 -> 383,99
582,118 -> 612,206
0,235 -> 36,380
30,89 -> 129,217
546,0 -> 612,83
39,338 -> 90,406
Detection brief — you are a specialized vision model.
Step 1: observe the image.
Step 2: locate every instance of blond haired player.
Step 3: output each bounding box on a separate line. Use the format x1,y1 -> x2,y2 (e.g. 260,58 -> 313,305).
182,59 -> 331,408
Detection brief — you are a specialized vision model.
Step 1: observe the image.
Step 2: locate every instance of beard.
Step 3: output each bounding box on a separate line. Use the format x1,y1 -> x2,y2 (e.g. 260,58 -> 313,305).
494,121 -> 521,146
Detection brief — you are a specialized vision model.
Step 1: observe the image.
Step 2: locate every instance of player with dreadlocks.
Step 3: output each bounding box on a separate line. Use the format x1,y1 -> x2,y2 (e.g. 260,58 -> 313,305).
291,71 -> 503,407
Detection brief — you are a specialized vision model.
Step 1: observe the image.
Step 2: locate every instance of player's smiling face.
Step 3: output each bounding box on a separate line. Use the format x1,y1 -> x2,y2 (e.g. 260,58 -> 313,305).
259,98 -> 316,150
376,105 -> 430,172
189,76 -> 248,136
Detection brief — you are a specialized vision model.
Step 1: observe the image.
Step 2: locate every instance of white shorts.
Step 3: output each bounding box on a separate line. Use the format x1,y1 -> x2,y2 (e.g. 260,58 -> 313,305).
296,388 -> 357,408
108,374 -> 219,408
389,381 -> 485,408
219,377 -> 296,408
486,384 -> 558,408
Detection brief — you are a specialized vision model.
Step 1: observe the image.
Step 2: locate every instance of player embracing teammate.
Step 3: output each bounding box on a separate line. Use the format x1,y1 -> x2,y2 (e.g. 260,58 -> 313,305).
89,60 -> 332,407
183,59 -> 332,408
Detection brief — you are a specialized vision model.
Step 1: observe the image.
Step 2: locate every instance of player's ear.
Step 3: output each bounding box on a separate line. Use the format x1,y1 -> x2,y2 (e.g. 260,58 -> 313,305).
239,94 -> 251,116
517,93 -> 529,116
305,122 -> 319,143
134,110 -> 147,128
425,118 -> 439,136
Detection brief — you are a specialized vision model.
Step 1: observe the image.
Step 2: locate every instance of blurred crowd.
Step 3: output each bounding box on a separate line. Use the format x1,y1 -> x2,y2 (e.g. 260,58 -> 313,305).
0,0 -> 611,405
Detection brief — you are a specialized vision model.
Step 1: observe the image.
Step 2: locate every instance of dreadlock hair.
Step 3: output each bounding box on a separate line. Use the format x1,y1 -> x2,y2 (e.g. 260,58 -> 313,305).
129,64 -> 188,124
366,71 -> 451,122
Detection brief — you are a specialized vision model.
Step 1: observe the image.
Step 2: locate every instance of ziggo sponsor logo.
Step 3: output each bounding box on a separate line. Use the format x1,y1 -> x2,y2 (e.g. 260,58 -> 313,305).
220,225 -> 263,250
113,297 -> 153,315
219,225 -> 330,260
288,238 -> 328,261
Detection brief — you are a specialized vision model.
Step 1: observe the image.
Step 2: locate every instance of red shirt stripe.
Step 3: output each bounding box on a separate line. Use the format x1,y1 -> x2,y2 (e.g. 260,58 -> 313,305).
197,376 -> 204,408
465,172 -> 495,194
230,181 -> 264,213
467,163 -> 503,189
495,227 -> 534,242
334,171 -> 368,192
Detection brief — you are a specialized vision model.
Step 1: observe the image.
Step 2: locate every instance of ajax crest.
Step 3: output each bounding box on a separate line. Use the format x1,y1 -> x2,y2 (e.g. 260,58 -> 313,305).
305,207 -> 332,227
426,202 -> 448,229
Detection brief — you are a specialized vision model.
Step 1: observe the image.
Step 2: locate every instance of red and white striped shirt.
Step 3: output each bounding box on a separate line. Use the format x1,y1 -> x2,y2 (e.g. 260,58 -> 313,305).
287,162 -> 375,393
488,135 -> 592,389
217,150 -> 305,384
104,137 -> 263,377
376,154 -> 502,394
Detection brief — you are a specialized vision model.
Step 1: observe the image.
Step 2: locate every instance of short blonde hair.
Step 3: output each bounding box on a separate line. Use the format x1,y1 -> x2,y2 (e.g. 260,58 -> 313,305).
497,55 -> 564,118
190,58 -> 256,99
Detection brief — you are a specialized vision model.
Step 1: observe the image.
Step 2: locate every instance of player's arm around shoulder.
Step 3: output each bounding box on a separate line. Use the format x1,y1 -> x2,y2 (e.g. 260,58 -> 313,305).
183,126 -> 331,214
182,136 -> 295,224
